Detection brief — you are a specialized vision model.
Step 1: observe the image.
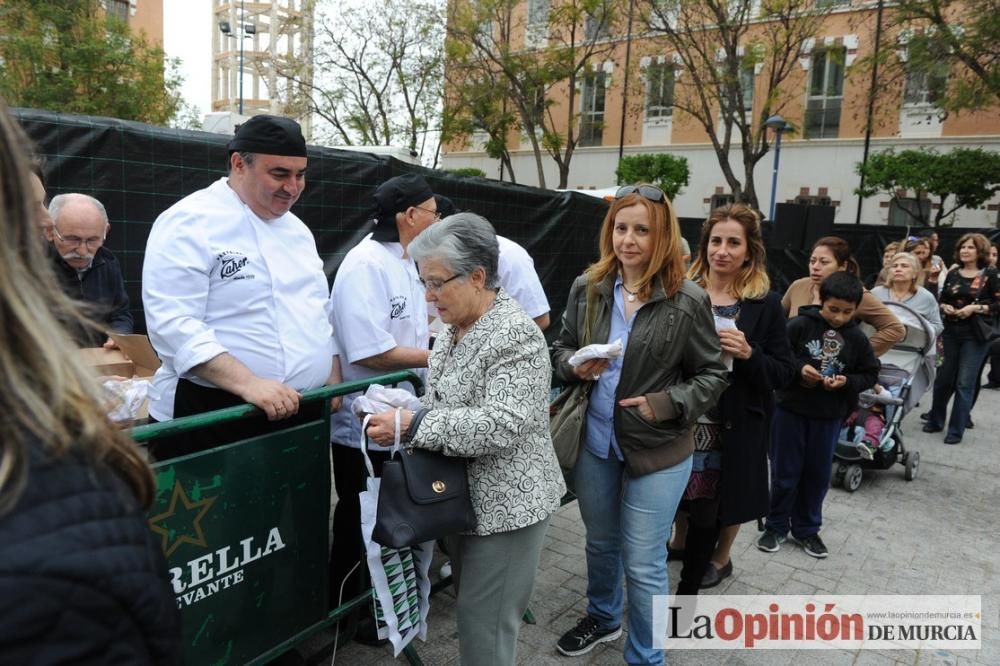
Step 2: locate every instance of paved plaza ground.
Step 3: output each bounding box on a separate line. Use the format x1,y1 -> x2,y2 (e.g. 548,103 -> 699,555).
320,375 -> 1000,666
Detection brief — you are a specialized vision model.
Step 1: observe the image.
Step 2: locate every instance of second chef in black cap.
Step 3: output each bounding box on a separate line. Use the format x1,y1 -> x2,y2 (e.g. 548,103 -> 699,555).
326,173 -> 438,638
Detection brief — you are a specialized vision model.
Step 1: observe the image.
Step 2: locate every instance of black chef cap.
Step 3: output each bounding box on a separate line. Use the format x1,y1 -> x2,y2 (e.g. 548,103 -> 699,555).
227,115 -> 307,157
371,174 -> 434,242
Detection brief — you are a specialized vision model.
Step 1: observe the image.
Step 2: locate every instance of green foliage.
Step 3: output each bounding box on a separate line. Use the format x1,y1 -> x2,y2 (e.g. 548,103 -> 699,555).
0,0 -> 181,125
615,153 -> 691,200
445,167 -> 488,178
892,0 -> 1000,113
855,148 -> 1000,226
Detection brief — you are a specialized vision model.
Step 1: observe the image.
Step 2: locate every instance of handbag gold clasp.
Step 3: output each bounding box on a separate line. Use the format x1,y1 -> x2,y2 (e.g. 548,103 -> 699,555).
432,480 -> 446,493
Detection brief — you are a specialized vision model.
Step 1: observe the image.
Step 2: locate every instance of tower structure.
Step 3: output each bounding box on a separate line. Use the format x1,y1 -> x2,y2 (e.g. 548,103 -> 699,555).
211,0 -> 314,137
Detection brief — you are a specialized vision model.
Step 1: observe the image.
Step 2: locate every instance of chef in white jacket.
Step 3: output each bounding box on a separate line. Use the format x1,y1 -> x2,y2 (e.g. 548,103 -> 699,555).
142,115 -> 340,457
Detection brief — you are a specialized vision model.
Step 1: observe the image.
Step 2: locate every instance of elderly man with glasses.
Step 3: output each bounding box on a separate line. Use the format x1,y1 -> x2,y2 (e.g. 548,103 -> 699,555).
46,193 -> 132,347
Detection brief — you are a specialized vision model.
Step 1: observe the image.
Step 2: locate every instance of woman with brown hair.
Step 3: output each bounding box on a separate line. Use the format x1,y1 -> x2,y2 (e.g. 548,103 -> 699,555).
552,185 -> 727,663
671,204 -> 795,592
0,104 -> 179,662
782,236 -> 905,356
922,233 -> 999,444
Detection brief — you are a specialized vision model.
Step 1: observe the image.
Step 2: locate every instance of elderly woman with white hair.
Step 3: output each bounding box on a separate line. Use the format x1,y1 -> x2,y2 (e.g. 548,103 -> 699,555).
366,212 -> 565,666
871,251 -> 944,339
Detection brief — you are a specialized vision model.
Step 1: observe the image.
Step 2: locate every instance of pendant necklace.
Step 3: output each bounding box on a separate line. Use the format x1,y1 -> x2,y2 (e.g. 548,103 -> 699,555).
623,284 -> 639,302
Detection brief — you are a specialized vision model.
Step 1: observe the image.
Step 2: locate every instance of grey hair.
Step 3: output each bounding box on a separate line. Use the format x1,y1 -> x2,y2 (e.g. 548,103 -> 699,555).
888,251 -> 925,288
409,212 -> 500,289
48,193 -> 109,226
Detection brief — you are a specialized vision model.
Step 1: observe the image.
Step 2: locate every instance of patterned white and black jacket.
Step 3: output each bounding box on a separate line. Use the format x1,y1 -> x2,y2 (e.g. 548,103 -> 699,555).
409,289 -> 566,536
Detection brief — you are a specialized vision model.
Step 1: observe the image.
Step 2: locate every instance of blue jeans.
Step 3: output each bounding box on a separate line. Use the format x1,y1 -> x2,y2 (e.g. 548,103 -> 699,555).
574,447 -> 692,665
928,329 -> 991,440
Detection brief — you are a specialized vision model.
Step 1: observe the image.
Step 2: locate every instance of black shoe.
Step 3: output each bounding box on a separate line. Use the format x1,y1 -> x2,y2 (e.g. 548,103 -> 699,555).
793,534 -> 829,559
922,423 -> 942,433
944,434 -> 962,445
667,543 -> 686,561
920,411 -> 930,421
756,529 -> 786,553
700,560 -> 733,589
966,418 -> 974,430
984,382 -> 1000,390
556,616 -> 622,656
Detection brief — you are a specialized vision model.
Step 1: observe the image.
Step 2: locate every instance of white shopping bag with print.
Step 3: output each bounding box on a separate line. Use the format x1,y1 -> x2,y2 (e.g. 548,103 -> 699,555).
358,413 -> 433,656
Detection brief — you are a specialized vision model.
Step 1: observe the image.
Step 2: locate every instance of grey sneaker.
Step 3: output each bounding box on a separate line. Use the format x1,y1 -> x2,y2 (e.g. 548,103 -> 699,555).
856,441 -> 875,461
756,529 -> 786,553
794,534 -> 829,559
556,615 -> 622,656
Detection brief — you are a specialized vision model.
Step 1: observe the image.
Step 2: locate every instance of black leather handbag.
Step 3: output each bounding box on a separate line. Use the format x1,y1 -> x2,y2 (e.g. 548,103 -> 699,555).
373,446 -> 477,549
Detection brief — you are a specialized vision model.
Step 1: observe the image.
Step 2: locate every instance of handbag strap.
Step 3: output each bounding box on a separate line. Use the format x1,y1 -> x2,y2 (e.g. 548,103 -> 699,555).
359,408 -> 403,478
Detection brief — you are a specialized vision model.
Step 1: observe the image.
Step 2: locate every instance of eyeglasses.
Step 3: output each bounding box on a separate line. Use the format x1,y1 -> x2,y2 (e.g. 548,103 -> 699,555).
413,205 -> 441,220
52,225 -> 106,249
419,273 -> 463,292
615,185 -> 666,203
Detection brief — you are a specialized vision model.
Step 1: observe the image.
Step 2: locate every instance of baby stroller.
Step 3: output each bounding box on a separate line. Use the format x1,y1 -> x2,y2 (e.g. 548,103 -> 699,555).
833,301 -> 937,492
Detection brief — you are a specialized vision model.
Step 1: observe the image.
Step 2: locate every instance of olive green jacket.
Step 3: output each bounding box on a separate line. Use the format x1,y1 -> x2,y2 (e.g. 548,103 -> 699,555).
552,272 -> 729,477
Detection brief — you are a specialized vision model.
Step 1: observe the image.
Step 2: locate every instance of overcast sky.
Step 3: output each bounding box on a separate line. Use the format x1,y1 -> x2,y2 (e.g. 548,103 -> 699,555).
163,0 -> 213,115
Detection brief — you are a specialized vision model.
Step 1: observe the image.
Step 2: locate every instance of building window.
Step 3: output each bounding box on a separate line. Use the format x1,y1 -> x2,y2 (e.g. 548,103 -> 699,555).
104,0 -> 129,24
526,0 -> 549,47
585,12 -> 611,41
740,65 -> 754,115
804,46 -> 845,139
815,0 -> 850,7
903,53 -> 947,107
710,193 -> 736,209
795,194 -> 833,206
888,197 -> 932,226
646,62 -> 675,119
579,71 -> 607,147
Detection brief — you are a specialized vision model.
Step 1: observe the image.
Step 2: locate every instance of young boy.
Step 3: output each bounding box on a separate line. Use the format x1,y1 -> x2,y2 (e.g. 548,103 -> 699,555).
758,272 -> 880,558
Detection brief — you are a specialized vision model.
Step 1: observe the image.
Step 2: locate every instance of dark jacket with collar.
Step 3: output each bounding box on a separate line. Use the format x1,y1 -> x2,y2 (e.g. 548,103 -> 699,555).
552,272 -> 729,477
778,305 -> 880,420
0,445 -> 180,664
715,291 -> 796,526
48,245 -> 133,346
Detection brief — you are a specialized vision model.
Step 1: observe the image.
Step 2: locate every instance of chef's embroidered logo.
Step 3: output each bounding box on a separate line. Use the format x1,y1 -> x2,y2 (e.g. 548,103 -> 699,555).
389,295 -> 409,320
216,251 -> 251,280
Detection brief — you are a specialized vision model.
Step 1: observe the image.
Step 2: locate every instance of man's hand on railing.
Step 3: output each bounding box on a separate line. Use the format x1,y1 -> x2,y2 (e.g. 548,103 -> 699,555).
240,377 -> 301,421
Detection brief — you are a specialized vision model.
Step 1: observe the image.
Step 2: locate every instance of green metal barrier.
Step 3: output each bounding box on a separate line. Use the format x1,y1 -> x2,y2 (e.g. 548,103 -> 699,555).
135,371 -> 423,666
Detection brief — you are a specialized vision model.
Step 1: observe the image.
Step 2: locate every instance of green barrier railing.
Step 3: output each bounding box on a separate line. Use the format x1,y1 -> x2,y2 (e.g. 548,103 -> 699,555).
136,371 -> 426,666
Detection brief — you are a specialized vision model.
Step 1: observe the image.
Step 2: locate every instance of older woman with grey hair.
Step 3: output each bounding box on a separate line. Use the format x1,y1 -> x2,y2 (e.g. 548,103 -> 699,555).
366,212 -> 565,666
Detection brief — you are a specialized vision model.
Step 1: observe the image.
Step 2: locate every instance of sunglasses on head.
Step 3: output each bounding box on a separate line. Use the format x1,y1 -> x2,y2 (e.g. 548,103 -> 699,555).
615,184 -> 666,203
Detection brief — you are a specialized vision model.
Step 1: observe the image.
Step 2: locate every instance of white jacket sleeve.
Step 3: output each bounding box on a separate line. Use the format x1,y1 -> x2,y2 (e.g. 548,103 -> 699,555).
142,208 -> 228,375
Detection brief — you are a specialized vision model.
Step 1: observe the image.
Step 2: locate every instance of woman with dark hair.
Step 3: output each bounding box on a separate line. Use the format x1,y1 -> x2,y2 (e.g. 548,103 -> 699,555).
670,204 -> 795,592
0,103 -> 179,662
782,236 -> 905,356
983,242 -> 1000,390
923,233 -> 1000,444
551,184 -> 727,663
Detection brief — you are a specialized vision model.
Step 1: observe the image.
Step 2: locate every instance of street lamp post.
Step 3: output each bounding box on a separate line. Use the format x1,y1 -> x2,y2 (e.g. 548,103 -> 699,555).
218,0 -> 255,116
764,114 -> 788,222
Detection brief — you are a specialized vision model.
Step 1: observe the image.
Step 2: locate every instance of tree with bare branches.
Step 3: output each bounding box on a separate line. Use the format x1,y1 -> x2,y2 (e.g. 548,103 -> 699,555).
277,0 -> 445,165
446,0 -> 628,188
641,0 -> 830,209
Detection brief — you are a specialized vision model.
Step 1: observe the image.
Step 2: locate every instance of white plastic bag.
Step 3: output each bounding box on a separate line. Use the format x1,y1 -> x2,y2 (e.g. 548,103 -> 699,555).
568,338 -> 623,368
101,378 -> 151,422
357,413 -> 432,657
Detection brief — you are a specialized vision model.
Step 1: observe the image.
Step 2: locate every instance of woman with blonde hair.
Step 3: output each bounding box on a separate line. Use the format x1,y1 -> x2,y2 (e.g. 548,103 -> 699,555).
551,184 -> 728,663
871,251 -> 944,338
668,204 -> 795,592
0,104 -> 179,662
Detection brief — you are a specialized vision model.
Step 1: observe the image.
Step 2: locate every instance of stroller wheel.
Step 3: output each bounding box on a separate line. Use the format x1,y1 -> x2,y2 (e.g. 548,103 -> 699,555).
833,463 -> 847,488
844,465 -> 863,493
904,451 -> 920,481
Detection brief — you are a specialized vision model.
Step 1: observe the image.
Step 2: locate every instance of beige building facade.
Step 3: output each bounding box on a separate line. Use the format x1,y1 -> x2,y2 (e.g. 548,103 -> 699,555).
443,1 -> 1000,227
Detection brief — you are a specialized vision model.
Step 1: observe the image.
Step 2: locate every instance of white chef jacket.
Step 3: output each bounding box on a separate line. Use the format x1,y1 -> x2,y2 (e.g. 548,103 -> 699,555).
143,178 -> 334,421
497,235 -> 550,319
329,235 -> 428,447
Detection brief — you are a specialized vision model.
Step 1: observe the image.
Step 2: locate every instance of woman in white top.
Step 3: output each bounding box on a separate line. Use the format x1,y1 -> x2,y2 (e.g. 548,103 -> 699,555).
871,251 -> 944,339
